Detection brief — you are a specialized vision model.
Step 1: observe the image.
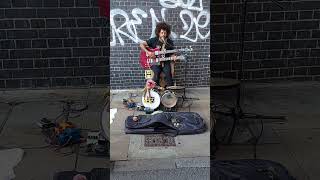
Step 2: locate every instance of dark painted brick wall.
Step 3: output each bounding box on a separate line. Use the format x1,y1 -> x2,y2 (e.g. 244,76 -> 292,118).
211,0 -> 320,81
110,0 -> 210,89
0,0 -> 109,89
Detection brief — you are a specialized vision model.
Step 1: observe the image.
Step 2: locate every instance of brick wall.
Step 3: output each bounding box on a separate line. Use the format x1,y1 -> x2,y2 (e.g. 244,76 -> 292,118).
0,0 -> 109,89
211,0 -> 320,81
110,0 -> 210,89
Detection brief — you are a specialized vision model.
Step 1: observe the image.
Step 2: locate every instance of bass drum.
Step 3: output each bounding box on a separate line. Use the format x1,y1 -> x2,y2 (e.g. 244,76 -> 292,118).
142,89 -> 161,110
161,90 -> 177,108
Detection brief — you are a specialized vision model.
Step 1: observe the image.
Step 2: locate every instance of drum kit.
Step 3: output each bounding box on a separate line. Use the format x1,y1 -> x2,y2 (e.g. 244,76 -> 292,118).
142,83 -> 187,111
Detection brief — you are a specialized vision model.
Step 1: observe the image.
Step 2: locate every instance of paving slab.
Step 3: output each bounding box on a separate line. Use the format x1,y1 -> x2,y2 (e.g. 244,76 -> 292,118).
276,128 -> 320,180
0,101 -> 61,147
175,133 -> 210,158
214,82 -> 320,132
110,134 -> 130,161
113,158 -> 176,172
111,167 -> 210,180
175,157 -> 210,168
127,135 -> 178,160
12,148 -> 108,180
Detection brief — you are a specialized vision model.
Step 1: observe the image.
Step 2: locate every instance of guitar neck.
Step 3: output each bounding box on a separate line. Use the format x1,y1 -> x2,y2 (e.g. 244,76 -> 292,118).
163,49 -> 177,54
148,56 -> 183,63
160,56 -> 175,61
156,49 -> 177,55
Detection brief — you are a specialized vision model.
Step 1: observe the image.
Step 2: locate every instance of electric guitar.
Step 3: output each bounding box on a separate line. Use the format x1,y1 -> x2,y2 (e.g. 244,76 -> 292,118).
140,47 -> 192,69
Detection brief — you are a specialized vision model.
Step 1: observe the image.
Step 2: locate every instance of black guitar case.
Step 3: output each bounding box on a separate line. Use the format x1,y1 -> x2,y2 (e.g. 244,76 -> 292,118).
125,112 -> 206,136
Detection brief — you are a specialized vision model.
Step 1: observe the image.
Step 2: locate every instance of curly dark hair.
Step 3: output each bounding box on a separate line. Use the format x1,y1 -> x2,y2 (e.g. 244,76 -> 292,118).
155,22 -> 171,38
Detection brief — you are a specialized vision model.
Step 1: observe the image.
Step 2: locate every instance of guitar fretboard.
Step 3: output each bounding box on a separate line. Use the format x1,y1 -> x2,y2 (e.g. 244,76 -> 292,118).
147,56 -> 184,63
153,48 -> 192,55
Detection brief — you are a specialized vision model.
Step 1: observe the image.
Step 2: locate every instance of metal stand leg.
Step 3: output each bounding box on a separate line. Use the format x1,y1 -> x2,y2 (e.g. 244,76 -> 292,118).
227,108 -> 238,144
73,143 -> 80,171
213,85 -> 286,144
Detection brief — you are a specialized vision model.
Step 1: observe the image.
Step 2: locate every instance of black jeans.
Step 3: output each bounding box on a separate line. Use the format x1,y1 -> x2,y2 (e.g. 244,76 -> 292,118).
151,61 -> 173,86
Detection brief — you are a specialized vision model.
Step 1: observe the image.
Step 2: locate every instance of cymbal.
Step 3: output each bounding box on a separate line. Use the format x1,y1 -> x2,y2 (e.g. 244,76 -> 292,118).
166,85 -> 185,90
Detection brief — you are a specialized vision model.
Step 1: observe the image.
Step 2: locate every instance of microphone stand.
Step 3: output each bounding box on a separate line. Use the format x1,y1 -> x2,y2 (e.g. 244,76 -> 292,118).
229,0 -> 287,144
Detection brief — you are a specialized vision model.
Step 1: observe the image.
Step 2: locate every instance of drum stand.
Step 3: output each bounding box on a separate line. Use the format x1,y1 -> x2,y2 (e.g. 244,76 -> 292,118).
158,50 -> 200,112
161,106 -> 177,112
173,51 -> 200,112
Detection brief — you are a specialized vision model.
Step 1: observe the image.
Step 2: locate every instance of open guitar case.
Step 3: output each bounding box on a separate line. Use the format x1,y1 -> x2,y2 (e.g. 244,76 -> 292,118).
125,112 -> 206,136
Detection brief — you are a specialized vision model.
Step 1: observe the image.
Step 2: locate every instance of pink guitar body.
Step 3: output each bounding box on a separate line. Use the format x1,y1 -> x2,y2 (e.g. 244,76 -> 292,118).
140,47 -> 162,69
140,47 -> 192,69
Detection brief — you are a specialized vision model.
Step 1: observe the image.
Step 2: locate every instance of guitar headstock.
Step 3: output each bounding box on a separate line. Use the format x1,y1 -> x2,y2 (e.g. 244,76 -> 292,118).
179,56 -> 186,60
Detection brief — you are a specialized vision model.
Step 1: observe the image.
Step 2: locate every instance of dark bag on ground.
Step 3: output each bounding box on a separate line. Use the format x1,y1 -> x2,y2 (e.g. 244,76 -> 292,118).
53,168 -> 109,180
125,112 -> 206,136
211,159 -> 296,180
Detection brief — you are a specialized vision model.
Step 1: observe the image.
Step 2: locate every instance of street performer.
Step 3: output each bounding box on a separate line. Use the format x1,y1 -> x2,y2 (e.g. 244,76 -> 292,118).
140,22 -> 177,87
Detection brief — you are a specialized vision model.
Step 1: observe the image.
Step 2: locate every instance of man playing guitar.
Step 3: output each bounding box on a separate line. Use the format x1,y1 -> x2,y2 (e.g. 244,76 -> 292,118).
140,22 -> 177,87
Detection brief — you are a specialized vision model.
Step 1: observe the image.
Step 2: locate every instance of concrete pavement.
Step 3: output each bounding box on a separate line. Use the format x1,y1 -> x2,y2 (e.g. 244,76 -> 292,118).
109,88 -> 210,161
0,81 -> 320,179
110,157 -> 210,180
0,88 -> 109,180
213,81 -> 320,180
111,167 -> 210,180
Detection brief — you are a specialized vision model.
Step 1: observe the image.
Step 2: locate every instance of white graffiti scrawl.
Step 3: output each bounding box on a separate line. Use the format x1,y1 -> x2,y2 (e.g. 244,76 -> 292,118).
110,0 -> 210,46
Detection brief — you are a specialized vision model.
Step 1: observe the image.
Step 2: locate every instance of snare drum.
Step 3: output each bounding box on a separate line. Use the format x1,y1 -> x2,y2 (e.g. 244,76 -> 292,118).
161,90 -> 178,108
